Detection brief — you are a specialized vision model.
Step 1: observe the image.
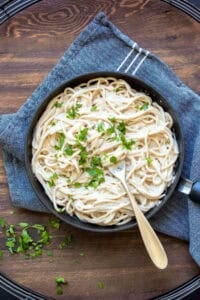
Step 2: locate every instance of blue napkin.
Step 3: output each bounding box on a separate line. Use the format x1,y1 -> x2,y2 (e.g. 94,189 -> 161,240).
0,13 -> 200,265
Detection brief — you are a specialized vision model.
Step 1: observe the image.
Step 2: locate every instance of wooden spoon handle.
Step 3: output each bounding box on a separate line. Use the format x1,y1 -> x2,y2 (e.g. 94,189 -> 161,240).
122,181 -> 168,269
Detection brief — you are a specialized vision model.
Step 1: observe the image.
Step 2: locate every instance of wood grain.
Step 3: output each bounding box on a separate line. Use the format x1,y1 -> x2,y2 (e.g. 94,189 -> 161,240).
0,0 -> 199,299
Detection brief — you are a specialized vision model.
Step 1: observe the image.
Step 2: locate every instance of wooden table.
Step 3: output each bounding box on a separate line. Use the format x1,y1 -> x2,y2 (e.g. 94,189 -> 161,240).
0,1 -> 199,299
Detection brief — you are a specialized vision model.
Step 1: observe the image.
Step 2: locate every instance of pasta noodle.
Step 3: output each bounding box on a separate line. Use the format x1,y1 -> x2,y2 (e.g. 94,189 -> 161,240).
32,77 -> 178,226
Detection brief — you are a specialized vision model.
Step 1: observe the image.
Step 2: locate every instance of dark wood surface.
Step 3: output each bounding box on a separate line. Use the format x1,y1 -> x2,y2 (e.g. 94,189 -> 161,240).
0,0 -> 199,299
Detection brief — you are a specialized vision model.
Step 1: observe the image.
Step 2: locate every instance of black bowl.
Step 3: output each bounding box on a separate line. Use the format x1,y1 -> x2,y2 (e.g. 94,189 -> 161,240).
25,72 -> 184,232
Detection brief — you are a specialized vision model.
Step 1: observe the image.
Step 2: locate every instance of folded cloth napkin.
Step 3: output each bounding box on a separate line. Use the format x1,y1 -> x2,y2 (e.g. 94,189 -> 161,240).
0,13 -> 200,265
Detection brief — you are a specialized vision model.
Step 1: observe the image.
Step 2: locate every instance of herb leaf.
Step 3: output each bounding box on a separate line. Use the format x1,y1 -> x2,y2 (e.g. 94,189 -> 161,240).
6,225 -> 15,237
117,121 -> 126,134
58,234 -> 72,249
64,144 -> 74,156
120,134 -> 135,150
54,101 -> 63,108
0,218 -> 7,229
91,156 -> 102,168
86,167 -> 105,189
91,105 -> 97,111
78,146 -> 87,165
146,156 -> 153,166
18,222 -> 29,229
86,167 -> 103,177
46,249 -> 53,256
39,230 -> 51,244
109,117 -> 116,124
110,156 -> 117,164
56,286 -> 63,295
66,103 -> 82,119
74,182 -> 82,188
56,277 -> 66,284
98,281 -> 104,289
55,277 -> 68,295
106,125 -> 115,136
54,133 -> 65,150
76,128 -> 88,142
139,102 -> 149,111
6,237 -> 16,254
32,224 -> 45,231
21,229 -> 33,245
48,173 -> 58,187
97,122 -> 104,133
48,218 -> 61,230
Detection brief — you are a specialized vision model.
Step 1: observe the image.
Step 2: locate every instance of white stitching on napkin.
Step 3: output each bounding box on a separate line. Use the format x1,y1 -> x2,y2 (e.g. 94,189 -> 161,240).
132,50 -> 149,75
116,43 -> 149,75
125,47 -> 142,73
116,43 -> 137,71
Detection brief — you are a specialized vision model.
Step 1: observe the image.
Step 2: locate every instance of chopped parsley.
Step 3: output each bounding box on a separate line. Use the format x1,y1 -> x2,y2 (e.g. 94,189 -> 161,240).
55,277 -> 67,295
113,88 -> 120,92
21,228 -> 33,245
58,234 -> 72,249
74,182 -> 82,188
86,167 -> 103,177
91,156 -> 102,167
6,224 -> 15,237
13,224 -> 51,258
64,144 -> 74,156
146,156 -> 153,166
32,224 -> 45,231
46,249 -> 53,256
51,121 -> 56,126
106,125 -> 115,136
139,102 -> 149,111
30,248 -> 42,258
6,237 -> 16,254
54,101 -> 63,108
56,286 -> 63,295
0,218 -> 7,229
109,117 -> 116,124
56,277 -> 66,284
97,122 -> 105,132
66,103 -> 82,119
99,120 -> 127,142
0,220 -> 63,260
39,230 -> 51,244
110,156 -> 117,164
48,217 -> 61,230
76,128 -> 88,142
54,133 -> 65,150
86,167 -> 105,189
98,281 -> 104,289
78,145 -> 88,165
119,134 -> 135,150
48,173 -> 58,187
18,222 -> 29,229
91,105 -> 97,111
117,121 -> 126,134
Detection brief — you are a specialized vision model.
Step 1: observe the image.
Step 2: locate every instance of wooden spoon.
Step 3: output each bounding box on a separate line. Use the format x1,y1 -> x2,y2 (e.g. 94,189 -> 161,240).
109,160 -> 168,269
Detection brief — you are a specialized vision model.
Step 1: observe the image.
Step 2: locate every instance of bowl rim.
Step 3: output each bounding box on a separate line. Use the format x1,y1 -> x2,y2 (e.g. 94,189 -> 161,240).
25,71 -> 184,232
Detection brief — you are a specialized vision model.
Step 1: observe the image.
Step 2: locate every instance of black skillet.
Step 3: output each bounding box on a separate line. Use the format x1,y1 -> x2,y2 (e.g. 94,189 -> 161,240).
25,72 -> 200,233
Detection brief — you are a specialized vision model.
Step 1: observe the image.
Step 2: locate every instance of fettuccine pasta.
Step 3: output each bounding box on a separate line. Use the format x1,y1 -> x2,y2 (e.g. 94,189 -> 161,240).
32,77 -> 178,226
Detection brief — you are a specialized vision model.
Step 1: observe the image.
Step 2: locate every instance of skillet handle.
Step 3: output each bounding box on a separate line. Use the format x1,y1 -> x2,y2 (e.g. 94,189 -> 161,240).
189,181 -> 200,204
177,178 -> 200,204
